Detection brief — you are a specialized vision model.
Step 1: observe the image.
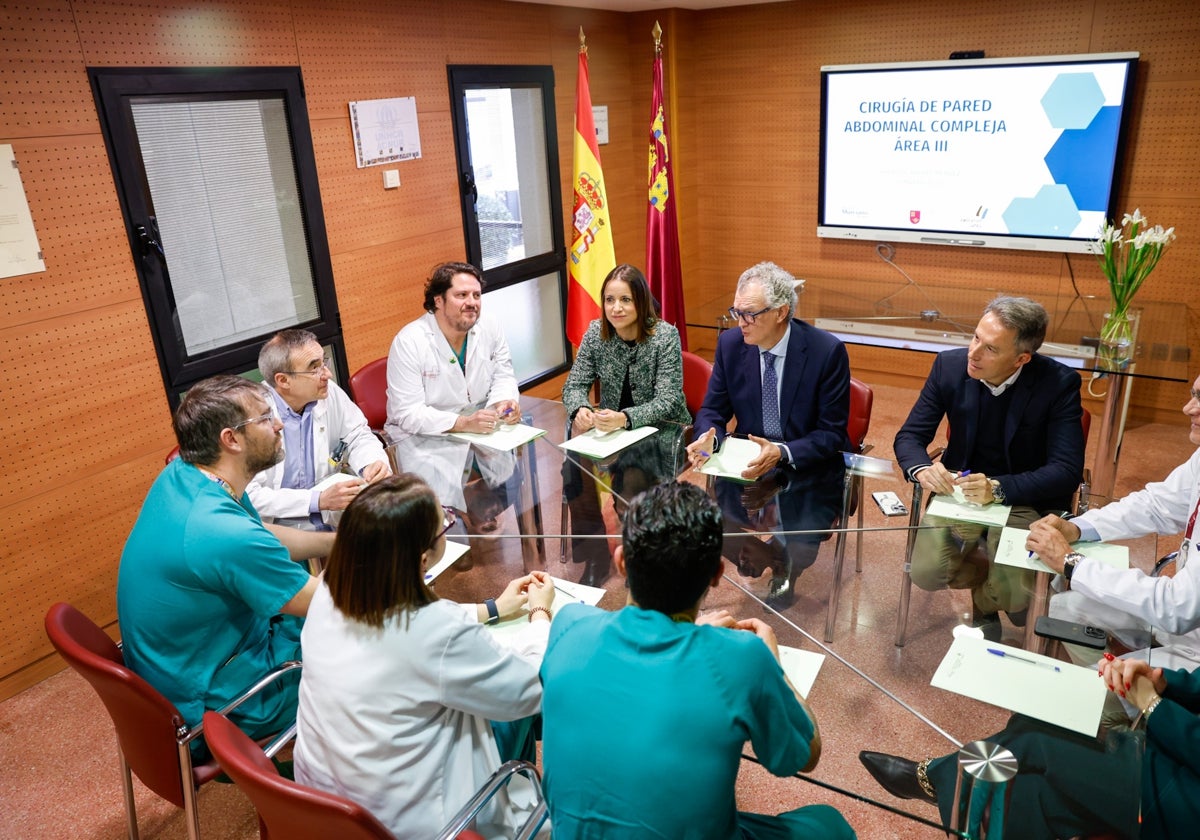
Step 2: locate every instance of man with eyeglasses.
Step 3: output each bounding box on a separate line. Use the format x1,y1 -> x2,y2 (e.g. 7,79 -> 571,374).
1026,375 -> 1200,669
118,376 -> 332,752
248,329 -> 390,530
686,261 -> 851,606
894,296 -> 1084,642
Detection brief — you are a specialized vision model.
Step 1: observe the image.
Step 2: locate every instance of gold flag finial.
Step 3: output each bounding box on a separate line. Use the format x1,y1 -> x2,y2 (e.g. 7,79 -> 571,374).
579,26 -> 587,54
652,21 -> 662,52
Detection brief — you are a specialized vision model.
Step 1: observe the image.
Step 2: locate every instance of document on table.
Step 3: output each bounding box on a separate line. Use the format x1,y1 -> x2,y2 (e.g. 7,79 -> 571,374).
931,636 -> 1106,736
698,437 -> 760,483
487,576 -> 607,644
925,487 -> 1012,527
559,425 -> 658,459
423,539 -> 471,584
778,645 -> 825,698
448,422 -> 547,452
994,527 -> 1130,574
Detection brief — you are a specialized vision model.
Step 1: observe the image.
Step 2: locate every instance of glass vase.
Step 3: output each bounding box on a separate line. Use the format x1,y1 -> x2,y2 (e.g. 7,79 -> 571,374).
1097,308 -> 1139,373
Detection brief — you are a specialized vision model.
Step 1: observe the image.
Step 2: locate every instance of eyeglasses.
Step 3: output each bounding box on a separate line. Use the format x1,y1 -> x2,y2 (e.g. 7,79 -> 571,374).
727,305 -> 773,325
434,505 -> 457,541
283,362 -> 331,377
231,410 -> 275,431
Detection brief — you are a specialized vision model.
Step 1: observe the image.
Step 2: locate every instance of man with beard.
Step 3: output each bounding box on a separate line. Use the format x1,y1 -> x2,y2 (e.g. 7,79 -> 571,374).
117,376 -> 331,748
384,262 -> 522,528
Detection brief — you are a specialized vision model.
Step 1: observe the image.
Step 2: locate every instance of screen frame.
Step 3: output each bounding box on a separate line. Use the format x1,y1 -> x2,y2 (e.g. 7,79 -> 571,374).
817,52 -> 1140,255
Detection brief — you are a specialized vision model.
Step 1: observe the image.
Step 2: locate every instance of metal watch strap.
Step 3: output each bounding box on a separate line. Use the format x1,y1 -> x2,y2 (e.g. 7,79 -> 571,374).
1063,552 -> 1085,583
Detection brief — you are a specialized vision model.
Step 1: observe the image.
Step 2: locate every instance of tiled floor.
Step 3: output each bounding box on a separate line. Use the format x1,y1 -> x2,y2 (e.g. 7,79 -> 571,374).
4,377 -> 1193,839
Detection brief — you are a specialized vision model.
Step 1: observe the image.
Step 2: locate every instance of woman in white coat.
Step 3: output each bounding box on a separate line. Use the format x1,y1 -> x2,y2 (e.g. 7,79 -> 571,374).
294,473 -> 555,838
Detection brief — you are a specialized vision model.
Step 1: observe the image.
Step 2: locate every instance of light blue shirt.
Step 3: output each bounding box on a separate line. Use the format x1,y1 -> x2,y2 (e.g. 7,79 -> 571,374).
271,390 -> 321,516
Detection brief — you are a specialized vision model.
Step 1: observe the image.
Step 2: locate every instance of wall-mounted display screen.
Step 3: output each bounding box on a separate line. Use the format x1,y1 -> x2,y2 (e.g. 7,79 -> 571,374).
818,52 -> 1139,254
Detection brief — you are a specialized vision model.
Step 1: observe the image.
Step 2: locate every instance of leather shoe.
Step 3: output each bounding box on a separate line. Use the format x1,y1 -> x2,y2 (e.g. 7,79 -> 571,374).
859,751 -> 937,805
971,611 -> 1002,642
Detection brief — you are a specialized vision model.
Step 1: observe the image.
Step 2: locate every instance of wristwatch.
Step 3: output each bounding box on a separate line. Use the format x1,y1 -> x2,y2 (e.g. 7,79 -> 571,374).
989,479 -> 1007,505
484,598 -> 500,625
1063,552 -> 1086,583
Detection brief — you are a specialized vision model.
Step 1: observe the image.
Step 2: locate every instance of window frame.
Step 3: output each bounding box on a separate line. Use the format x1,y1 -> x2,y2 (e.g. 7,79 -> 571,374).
89,66 -> 345,407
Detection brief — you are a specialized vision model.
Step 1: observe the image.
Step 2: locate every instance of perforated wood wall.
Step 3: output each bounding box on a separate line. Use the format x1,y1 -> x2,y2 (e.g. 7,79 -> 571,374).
2,0 -> 1199,698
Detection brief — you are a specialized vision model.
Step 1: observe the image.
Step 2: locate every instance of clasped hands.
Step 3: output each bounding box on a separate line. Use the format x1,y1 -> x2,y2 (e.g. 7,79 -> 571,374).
685,428 -> 782,481
696,608 -> 782,660
456,399 -> 522,435
572,406 -> 628,435
1099,655 -> 1166,716
491,570 -> 554,620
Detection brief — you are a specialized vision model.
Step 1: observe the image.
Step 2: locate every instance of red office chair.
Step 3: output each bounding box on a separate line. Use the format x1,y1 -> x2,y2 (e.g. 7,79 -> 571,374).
681,350 -> 713,417
166,445 -> 180,464
44,603 -> 301,840
349,357 -> 388,434
203,711 -> 543,840
894,410 -> 1094,647
824,377 -> 875,642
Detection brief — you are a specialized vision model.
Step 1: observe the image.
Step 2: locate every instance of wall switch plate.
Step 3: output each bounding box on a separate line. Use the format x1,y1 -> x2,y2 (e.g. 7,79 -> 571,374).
383,169 -> 400,189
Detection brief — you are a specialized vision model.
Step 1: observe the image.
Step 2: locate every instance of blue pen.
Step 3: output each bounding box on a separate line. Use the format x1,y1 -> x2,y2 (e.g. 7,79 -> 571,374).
956,470 -> 971,478
500,407 -> 514,417
987,647 -> 1061,673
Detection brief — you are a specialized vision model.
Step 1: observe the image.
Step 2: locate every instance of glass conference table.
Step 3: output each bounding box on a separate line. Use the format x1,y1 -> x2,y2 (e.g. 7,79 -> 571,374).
379,395 -> 1151,837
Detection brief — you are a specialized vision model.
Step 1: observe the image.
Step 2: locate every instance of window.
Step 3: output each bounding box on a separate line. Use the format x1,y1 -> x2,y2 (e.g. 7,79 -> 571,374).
448,66 -> 568,385
90,67 -> 344,406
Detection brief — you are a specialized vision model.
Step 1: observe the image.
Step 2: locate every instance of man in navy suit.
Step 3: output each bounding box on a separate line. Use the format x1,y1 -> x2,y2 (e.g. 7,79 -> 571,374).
893,296 -> 1084,640
687,262 -> 851,606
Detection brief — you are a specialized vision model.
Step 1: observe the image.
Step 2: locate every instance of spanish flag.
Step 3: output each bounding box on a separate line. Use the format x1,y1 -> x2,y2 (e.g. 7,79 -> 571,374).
566,30 -> 616,347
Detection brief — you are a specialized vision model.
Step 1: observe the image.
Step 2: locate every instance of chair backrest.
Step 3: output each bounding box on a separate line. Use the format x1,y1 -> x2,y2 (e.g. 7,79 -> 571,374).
848,377 -> 873,453
681,351 -> 713,417
349,357 -> 388,431
44,603 -> 201,808
203,711 -> 395,840
165,444 -> 180,464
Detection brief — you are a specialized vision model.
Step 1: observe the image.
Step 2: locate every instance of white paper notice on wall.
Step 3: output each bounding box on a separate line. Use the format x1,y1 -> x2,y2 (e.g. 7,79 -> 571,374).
592,105 -> 609,145
0,145 -> 46,279
349,97 -> 423,168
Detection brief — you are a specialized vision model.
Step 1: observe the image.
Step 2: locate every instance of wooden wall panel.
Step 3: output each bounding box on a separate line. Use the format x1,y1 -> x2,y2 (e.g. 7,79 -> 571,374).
0,0 -> 95,138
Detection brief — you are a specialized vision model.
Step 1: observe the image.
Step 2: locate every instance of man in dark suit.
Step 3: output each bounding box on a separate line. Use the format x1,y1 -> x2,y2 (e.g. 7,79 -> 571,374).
893,296 -> 1084,639
687,262 -> 851,606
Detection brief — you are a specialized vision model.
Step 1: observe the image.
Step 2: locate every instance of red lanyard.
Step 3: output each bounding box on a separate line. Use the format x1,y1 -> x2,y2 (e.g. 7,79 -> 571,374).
1187,494 -> 1200,540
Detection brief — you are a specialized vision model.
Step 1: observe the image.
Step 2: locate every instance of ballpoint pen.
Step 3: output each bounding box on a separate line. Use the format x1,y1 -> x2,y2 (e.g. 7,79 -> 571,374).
987,647 -> 1061,673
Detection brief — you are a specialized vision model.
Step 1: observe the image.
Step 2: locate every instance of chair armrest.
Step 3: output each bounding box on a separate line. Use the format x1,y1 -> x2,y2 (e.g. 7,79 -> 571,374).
183,660 -> 303,746
434,759 -> 546,840
263,721 -> 297,759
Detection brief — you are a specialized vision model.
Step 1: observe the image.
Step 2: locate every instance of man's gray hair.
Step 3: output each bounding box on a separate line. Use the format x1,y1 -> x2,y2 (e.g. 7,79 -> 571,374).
982,296 -> 1048,355
258,329 -> 319,383
736,261 -> 799,318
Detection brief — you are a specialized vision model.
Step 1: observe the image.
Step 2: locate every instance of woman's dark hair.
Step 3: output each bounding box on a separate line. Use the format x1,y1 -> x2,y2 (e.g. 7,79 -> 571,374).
324,474 -> 441,627
423,261 -> 484,314
599,264 -> 659,343
622,481 -> 723,614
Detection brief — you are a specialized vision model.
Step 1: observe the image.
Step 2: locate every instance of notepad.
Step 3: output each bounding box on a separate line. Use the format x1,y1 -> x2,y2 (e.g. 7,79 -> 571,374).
423,539 -> 471,583
448,422 -> 547,452
994,526 -> 1130,574
559,425 -> 658,459
931,636 -> 1106,736
698,437 -> 760,483
778,645 -> 825,698
925,488 -> 1012,527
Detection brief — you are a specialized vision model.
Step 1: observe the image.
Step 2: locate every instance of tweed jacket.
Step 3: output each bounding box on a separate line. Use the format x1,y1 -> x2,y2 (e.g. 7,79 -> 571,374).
562,319 -> 691,429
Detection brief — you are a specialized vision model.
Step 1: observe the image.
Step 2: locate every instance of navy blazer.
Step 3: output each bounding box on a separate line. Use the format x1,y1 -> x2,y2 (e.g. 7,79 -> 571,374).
695,319 -> 850,471
893,349 -> 1084,512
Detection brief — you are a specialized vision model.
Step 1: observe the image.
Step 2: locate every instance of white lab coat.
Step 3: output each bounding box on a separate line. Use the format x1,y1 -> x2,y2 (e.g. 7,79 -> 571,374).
246,381 -> 386,524
1050,446 -> 1200,651
383,313 -> 520,509
294,586 -> 547,839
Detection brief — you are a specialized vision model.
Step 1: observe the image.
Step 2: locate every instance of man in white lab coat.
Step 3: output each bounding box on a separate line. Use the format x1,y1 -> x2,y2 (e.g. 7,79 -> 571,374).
248,329 -> 390,529
384,262 -> 521,513
1026,375 -> 1200,667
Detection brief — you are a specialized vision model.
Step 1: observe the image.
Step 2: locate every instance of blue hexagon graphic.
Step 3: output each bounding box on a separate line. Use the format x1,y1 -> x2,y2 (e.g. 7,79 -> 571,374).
1041,73 -> 1105,129
1002,184 -> 1081,236
1043,106 -> 1122,212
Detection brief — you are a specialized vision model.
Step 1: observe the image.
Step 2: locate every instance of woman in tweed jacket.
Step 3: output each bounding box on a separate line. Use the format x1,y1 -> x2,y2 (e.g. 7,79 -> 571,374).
562,264 -> 690,432
561,265 -> 691,586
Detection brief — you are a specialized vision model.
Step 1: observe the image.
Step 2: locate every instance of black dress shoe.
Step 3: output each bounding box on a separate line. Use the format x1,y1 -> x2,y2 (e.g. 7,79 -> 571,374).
859,751 -> 937,805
